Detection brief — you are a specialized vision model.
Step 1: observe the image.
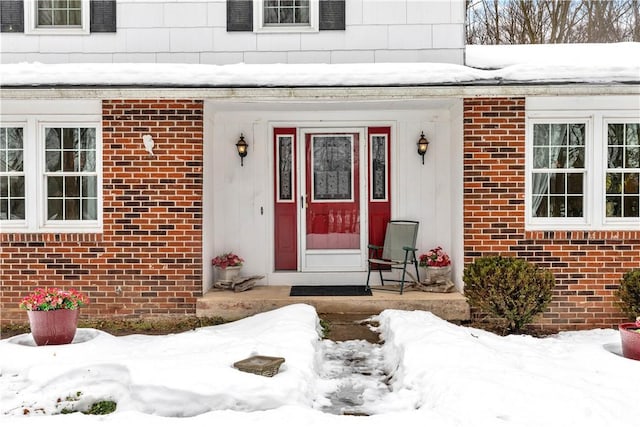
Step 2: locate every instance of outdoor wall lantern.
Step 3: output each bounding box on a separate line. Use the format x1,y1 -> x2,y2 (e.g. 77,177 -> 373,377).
417,131 -> 429,164
236,133 -> 249,166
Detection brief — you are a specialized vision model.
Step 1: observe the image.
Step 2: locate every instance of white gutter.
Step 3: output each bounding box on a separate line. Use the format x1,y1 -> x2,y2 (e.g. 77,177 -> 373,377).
1,84 -> 639,101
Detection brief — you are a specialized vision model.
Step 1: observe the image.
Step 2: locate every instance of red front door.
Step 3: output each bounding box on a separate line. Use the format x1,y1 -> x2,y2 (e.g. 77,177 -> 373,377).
305,133 -> 360,251
273,126 -> 391,272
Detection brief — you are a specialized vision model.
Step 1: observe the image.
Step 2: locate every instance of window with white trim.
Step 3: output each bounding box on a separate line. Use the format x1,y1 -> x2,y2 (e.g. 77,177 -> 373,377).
37,0 -> 82,27
254,0 -> 318,32
605,122 -> 640,219
527,114 -> 639,230
0,119 -> 101,232
265,0 -> 310,26
25,0 -> 90,34
531,122 -> 586,219
0,127 -> 26,221
44,126 -> 98,222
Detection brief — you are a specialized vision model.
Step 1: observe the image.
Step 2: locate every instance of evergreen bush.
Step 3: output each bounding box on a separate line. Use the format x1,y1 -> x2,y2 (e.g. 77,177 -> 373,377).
616,269 -> 640,320
463,256 -> 555,334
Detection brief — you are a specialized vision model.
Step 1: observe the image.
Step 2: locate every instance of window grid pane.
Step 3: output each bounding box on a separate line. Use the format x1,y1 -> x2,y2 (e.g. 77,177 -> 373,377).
0,128 -> 26,220
531,123 -> 585,218
606,123 -> 640,218
44,127 -> 97,221
37,0 -> 82,27
264,0 -> 310,25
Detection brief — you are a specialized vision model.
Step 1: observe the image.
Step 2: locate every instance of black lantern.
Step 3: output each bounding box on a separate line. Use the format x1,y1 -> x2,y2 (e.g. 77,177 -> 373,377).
236,133 -> 248,166
417,131 -> 429,165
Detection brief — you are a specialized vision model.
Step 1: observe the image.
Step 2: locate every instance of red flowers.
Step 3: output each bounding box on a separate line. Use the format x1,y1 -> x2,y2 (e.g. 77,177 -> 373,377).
419,246 -> 451,267
19,287 -> 89,311
212,252 -> 244,269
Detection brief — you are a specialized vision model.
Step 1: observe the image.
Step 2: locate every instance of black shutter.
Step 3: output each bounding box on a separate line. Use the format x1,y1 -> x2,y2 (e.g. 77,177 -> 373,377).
0,0 -> 24,33
90,0 -> 117,33
319,0 -> 345,31
227,0 -> 253,32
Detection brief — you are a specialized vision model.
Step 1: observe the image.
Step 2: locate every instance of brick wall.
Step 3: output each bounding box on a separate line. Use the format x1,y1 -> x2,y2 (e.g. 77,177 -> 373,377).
463,97 -> 639,330
1,100 -> 204,325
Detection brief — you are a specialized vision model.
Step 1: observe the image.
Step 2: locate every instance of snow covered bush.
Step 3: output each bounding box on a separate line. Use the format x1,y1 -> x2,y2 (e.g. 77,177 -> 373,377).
463,256 -> 554,334
616,268 -> 640,320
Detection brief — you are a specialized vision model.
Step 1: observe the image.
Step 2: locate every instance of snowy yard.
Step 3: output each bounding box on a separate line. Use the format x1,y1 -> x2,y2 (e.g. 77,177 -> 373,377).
1,304 -> 638,427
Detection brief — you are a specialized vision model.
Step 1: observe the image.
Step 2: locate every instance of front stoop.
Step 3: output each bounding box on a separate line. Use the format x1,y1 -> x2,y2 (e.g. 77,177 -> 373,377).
196,286 -> 470,322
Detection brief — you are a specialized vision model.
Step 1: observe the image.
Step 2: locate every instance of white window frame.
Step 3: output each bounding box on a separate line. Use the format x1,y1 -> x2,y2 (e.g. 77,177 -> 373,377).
0,115 -> 102,233
254,0 -> 319,33
602,117 -> 640,226
526,110 -> 640,231
24,0 -> 90,35
0,123 -> 27,226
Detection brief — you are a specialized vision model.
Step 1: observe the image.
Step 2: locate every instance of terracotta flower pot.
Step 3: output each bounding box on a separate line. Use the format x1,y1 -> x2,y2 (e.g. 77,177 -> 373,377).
27,309 -> 79,346
619,323 -> 640,361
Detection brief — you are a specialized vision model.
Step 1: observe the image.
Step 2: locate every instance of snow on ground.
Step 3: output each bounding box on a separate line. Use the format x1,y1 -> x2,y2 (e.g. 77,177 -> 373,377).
1,303 -> 638,427
1,43 -> 639,87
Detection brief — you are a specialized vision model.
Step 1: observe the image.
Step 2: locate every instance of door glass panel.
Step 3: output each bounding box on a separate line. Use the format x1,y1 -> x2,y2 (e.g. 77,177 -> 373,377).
371,134 -> 387,200
278,136 -> 293,201
306,134 -> 359,250
312,135 -> 352,201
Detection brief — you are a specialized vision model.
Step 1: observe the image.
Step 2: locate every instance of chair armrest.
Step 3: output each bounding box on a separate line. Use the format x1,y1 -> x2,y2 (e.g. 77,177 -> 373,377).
368,244 -> 383,250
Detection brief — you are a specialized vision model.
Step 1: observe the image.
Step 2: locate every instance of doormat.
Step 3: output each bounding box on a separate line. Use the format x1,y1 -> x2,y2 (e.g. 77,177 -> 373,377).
289,285 -> 373,297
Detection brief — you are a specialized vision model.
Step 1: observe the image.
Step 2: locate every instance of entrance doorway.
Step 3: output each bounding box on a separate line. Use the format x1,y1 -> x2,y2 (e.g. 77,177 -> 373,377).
301,130 -> 366,271
273,126 -> 390,272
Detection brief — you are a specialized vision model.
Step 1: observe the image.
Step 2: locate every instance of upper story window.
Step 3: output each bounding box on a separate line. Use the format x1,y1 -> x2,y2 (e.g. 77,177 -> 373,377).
256,0 -> 318,32
264,0 -> 310,26
227,0 -> 344,33
37,0 -> 82,27
25,0 -> 91,34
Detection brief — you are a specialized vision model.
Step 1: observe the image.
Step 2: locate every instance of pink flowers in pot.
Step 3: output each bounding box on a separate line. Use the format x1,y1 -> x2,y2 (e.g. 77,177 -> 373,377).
19,287 -> 89,311
212,252 -> 244,269
419,246 -> 451,268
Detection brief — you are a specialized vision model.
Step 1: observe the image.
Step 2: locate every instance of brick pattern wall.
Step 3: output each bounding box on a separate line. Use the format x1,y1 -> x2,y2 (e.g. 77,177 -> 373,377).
1,100 -> 204,325
463,97 -> 640,330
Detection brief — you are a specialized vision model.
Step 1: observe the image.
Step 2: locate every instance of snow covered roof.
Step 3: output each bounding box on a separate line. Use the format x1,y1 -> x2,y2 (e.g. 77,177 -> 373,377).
0,43 -> 639,89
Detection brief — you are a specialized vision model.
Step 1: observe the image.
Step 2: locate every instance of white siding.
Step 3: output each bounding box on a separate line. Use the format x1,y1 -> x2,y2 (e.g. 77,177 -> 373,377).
1,0 -> 465,65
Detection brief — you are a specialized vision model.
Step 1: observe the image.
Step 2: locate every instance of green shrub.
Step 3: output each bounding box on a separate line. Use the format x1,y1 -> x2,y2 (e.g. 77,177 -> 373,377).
616,269 -> 640,320
84,400 -> 117,415
463,256 -> 555,334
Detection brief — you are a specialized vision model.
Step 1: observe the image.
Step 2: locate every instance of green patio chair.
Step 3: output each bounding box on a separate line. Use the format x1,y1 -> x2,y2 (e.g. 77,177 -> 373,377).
365,220 -> 420,295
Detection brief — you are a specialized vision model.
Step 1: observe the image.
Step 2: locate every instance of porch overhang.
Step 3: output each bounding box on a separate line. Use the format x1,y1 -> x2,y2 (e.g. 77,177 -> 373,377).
2,83 -> 639,102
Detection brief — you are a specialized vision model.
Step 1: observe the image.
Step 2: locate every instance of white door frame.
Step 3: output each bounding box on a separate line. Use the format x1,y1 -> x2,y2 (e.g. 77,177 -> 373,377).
299,127 -> 368,272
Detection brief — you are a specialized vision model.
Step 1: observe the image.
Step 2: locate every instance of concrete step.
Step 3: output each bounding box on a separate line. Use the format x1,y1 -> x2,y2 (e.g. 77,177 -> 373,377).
196,285 -> 470,322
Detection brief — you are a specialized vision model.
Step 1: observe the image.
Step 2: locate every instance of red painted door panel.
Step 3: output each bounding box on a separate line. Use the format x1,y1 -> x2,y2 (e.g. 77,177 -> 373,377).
305,133 -> 360,250
274,128 -> 297,270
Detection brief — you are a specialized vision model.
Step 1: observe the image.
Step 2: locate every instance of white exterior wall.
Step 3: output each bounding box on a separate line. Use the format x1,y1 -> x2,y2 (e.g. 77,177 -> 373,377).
202,98 -> 463,290
0,0 -> 465,65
